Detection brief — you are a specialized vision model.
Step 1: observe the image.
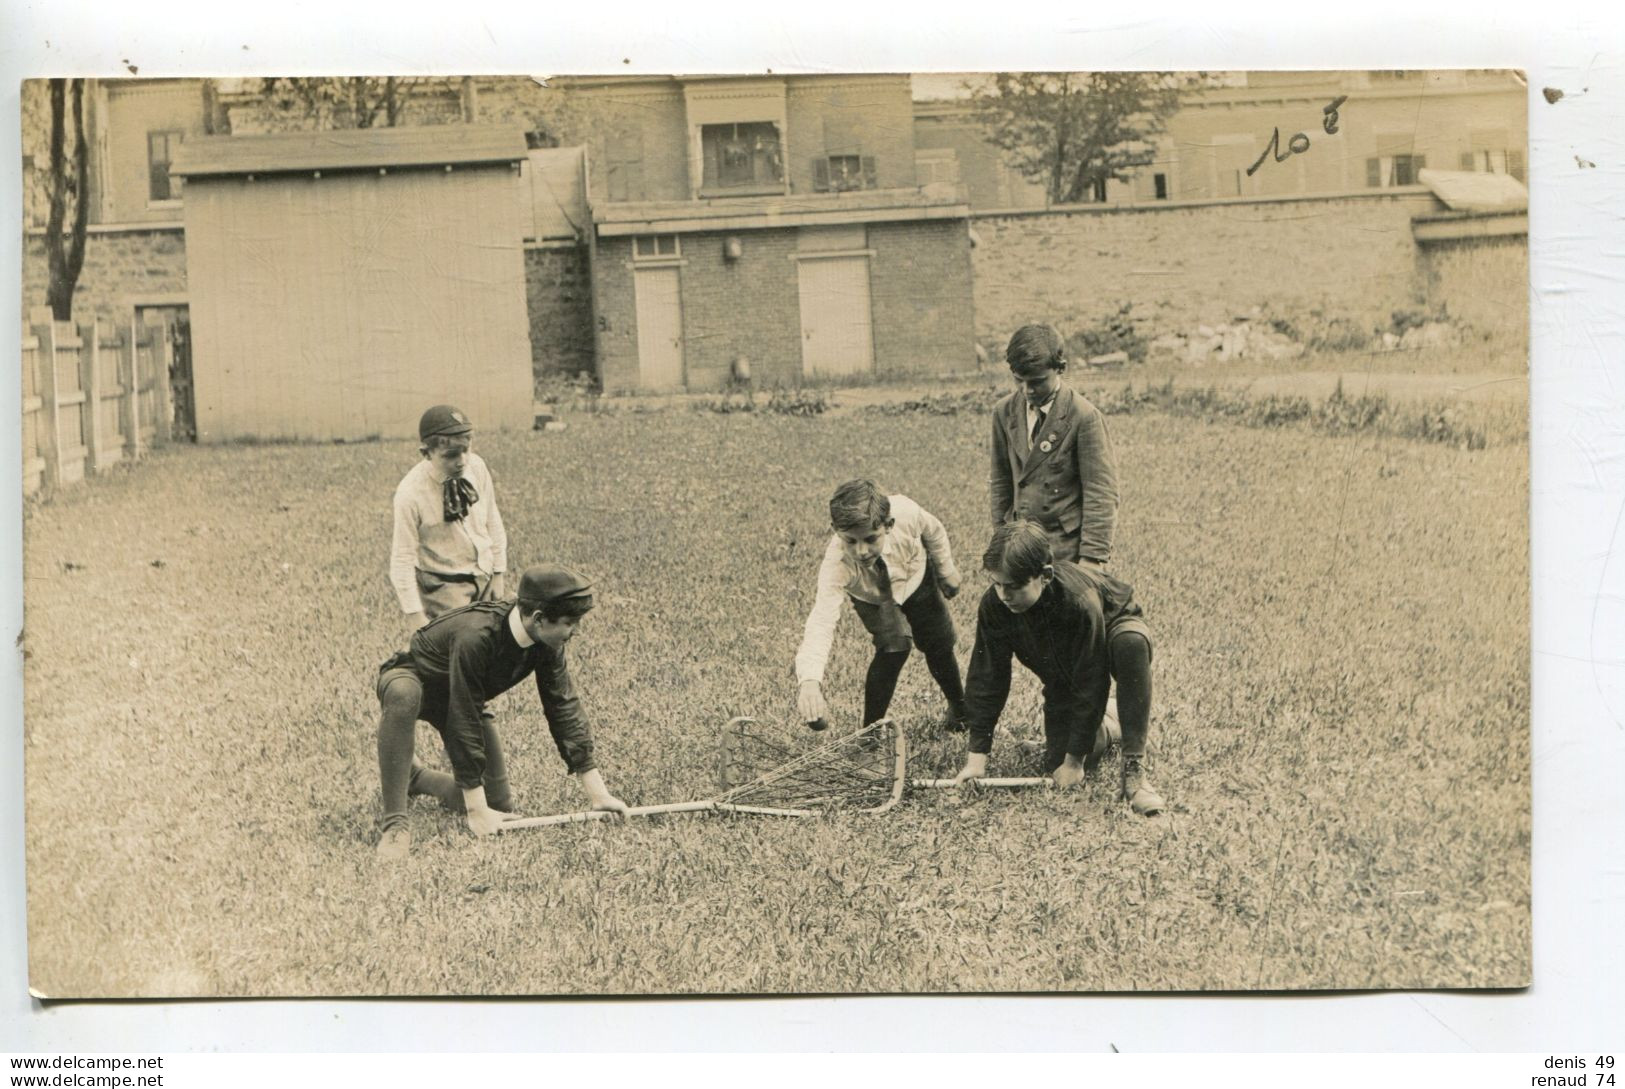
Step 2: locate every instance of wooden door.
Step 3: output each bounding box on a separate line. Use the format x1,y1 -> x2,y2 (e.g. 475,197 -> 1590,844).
797,255 -> 874,379
634,266 -> 685,389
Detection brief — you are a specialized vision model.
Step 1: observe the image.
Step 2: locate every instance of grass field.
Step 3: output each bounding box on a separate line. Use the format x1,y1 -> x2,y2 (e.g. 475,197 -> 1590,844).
21,380 -> 1530,996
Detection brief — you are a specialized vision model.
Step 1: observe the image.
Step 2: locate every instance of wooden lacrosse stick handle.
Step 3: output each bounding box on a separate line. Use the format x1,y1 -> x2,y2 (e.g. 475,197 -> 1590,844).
499,800 -> 717,830
911,777 -> 1052,790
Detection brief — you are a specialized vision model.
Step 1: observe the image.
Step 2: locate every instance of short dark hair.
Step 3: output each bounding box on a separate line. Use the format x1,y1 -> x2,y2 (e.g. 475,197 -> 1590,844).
519,594 -> 594,624
982,520 -> 1054,584
422,432 -> 471,454
829,479 -> 892,534
1005,324 -> 1068,378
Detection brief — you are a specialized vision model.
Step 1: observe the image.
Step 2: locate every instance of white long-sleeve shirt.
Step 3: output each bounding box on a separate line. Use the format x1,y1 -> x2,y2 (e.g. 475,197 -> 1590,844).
794,494 -> 961,684
389,452 -> 507,615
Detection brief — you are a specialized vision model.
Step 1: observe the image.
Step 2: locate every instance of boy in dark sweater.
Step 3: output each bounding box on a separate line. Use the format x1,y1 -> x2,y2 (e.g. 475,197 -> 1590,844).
954,521 -> 1165,815
373,564 -> 628,859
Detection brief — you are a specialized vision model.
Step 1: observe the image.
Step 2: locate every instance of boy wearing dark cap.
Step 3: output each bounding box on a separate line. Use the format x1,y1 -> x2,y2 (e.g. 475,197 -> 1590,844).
953,520 -> 1166,816
373,564 -> 628,859
389,404 -> 508,636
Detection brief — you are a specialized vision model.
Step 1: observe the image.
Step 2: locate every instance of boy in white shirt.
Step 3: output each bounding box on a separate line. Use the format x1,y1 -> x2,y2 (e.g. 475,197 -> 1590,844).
389,404 -> 508,634
794,479 -> 968,732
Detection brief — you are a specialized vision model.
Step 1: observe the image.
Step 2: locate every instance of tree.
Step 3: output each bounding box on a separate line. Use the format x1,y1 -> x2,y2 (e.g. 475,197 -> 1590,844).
250,77 -> 454,131
970,72 -> 1190,206
44,78 -> 90,322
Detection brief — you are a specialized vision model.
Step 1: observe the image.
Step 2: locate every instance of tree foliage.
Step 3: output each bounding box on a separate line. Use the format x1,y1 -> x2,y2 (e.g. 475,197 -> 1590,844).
251,77 -> 460,131
970,72 -> 1188,205
44,78 -> 90,322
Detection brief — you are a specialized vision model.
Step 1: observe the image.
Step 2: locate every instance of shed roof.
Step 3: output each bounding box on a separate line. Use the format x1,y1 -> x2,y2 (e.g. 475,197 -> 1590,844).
171,125 -> 528,179
1417,168 -> 1528,213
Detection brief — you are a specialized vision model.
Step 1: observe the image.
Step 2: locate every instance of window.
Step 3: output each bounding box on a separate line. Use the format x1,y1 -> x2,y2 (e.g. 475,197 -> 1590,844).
605,128 -> 646,203
700,122 -> 783,192
814,154 -> 877,193
1461,131 -> 1526,182
1089,177 -> 1108,203
1366,154 -> 1427,187
1369,70 -> 1416,81
1153,173 -> 1169,200
633,235 -> 679,260
148,130 -> 183,203
914,148 -> 961,187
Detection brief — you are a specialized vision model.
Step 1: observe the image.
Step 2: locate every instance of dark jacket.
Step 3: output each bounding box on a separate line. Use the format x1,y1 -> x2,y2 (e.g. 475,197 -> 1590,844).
396,600 -> 594,787
963,561 -> 1140,761
990,382 -> 1119,564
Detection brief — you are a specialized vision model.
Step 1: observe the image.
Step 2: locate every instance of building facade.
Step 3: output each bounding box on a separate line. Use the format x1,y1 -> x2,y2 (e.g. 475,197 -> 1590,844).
562,74 -> 975,391
913,69 -> 1528,210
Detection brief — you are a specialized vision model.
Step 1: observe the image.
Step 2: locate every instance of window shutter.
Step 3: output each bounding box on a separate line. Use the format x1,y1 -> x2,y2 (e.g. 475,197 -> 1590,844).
1460,151 -> 1476,170
1509,149 -> 1525,181
1366,158 -> 1381,187
860,156 -> 877,190
813,157 -> 830,192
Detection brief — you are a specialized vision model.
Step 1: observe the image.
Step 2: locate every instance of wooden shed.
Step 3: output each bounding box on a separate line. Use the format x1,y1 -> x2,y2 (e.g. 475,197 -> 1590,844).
170,126 -> 532,441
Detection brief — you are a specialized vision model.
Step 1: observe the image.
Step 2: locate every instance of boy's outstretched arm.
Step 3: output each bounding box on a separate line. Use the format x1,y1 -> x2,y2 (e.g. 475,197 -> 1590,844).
956,600 -> 1014,783
792,537 -> 847,727
576,769 -> 628,815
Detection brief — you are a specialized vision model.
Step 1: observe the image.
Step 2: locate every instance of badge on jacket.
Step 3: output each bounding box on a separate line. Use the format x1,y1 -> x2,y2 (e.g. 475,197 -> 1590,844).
1039,433 -> 1056,453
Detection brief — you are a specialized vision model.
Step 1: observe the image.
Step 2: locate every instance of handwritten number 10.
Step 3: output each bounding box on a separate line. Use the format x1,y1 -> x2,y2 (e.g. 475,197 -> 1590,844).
1246,96 -> 1349,177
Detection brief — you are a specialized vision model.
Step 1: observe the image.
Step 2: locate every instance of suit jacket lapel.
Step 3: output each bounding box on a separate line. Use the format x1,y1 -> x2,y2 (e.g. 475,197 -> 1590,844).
1006,398 -> 1030,469
1018,385 -> 1073,483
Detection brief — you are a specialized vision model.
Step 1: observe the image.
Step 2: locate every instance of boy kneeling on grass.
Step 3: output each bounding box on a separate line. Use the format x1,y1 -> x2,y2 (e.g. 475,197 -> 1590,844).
373,564 -> 628,859
794,480 -> 969,733
953,520 -> 1166,816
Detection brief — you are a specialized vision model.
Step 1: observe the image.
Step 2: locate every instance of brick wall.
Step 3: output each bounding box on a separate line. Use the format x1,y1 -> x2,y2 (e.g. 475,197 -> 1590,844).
970,191 -> 1444,348
868,219 -> 976,375
1422,234 -> 1529,345
594,230 -> 803,392
21,227 -> 188,330
524,244 -> 595,384
594,219 -> 974,393
785,76 -> 917,193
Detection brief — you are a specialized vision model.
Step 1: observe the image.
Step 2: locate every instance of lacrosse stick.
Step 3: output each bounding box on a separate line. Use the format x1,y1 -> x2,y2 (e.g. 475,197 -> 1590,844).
499,718 -> 906,830
917,702 -> 1122,790
718,714 -> 1053,793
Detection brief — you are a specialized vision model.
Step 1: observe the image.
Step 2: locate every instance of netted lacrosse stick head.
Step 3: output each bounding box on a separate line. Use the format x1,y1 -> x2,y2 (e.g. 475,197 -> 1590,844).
716,718 -> 906,816
718,716 -> 802,792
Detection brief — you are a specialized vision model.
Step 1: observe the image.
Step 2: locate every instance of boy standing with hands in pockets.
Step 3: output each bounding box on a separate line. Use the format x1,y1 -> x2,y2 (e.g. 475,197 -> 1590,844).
990,324 -> 1120,568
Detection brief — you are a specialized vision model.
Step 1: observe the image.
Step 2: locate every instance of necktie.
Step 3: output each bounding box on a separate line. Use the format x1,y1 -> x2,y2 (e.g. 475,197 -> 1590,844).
873,555 -> 893,601
1030,406 -> 1047,447
442,476 -> 479,522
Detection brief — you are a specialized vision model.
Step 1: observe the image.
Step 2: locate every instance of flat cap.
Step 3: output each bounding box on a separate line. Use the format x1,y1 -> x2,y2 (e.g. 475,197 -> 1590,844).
419,404 -> 473,441
516,564 -> 593,609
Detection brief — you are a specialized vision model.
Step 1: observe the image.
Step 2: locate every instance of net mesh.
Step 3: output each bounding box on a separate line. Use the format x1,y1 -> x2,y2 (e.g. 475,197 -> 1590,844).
715,717 -> 903,814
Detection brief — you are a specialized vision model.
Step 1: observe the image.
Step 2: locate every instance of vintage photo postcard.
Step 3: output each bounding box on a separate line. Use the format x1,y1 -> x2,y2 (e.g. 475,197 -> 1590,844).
19,70 -> 1529,997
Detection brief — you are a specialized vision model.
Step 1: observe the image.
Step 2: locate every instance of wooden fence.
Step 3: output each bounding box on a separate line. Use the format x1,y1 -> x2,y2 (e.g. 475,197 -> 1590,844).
21,309 -> 176,499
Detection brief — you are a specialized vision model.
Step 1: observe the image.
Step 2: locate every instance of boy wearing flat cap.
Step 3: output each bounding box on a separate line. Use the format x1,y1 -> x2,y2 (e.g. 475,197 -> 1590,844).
389,404 -> 508,636
373,563 -> 628,859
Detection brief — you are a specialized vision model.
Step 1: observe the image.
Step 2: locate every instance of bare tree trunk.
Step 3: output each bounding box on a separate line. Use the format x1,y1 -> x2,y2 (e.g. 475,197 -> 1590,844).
45,78 -> 89,322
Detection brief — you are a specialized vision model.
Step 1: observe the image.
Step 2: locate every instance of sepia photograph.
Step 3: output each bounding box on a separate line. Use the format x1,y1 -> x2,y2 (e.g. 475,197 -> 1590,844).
17,66 -> 1533,999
